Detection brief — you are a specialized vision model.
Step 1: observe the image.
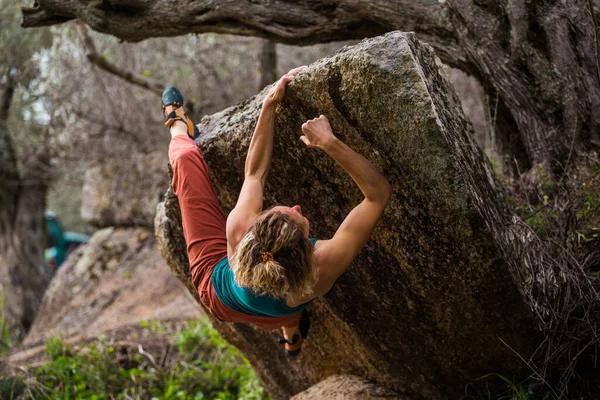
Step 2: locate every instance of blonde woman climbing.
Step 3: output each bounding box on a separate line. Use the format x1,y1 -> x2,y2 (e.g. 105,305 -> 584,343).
162,66 -> 391,356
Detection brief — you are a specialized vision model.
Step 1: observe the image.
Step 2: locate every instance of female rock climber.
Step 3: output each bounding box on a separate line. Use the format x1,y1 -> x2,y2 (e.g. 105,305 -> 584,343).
162,66 -> 391,356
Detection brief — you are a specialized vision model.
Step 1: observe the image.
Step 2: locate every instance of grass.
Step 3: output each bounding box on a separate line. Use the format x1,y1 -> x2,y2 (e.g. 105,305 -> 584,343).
502,158 -> 600,398
465,374 -> 555,400
1,319 -> 267,400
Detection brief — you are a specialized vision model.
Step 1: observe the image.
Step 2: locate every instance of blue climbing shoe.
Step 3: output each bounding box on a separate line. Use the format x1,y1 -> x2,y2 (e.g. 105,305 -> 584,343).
161,86 -> 199,139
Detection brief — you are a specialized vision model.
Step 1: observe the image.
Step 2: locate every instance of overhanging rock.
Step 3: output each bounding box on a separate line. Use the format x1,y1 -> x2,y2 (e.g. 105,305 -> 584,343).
156,32 -> 539,400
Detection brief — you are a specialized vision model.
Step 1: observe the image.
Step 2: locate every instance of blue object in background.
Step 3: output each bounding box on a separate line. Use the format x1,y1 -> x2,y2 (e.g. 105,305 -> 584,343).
44,211 -> 90,271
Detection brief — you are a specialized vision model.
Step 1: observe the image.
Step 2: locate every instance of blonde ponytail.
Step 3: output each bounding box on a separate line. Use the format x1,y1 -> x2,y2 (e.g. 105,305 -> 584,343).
232,209 -> 317,299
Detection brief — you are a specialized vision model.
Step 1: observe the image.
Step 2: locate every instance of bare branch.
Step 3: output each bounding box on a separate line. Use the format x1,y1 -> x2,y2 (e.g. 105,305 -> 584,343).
74,21 -> 163,96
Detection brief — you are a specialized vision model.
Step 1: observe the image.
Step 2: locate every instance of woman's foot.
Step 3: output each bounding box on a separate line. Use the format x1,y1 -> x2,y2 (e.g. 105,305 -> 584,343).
279,310 -> 310,357
161,86 -> 199,139
279,326 -> 303,356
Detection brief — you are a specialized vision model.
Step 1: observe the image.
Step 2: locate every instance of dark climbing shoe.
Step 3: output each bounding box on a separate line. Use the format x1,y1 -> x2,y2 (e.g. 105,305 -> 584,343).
161,86 -> 199,139
278,310 -> 310,357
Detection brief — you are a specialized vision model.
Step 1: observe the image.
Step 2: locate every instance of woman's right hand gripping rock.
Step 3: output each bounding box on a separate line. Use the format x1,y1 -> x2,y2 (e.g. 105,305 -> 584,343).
300,115 -> 337,150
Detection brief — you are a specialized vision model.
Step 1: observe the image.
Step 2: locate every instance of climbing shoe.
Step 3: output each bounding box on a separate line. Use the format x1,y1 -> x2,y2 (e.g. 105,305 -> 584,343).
278,310 -> 310,357
161,86 -> 199,139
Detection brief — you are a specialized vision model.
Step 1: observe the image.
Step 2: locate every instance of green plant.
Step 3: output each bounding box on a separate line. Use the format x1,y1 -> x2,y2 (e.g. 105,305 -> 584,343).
0,377 -> 25,400
465,373 -> 554,400
577,186 -> 600,221
175,320 -> 266,400
5,319 -> 267,400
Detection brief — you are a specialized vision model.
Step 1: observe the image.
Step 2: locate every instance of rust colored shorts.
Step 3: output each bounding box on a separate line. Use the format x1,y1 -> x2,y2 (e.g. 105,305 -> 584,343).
168,136 -> 301,330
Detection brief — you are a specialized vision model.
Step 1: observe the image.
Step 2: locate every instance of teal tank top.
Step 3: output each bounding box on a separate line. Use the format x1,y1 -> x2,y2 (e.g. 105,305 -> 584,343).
211,238 -> 318,317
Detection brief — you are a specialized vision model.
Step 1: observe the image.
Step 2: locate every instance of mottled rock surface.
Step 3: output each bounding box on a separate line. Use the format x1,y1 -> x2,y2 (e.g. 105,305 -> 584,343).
81,151 -> 168,228
156,32 -> 539,400
23,227 -> 201,347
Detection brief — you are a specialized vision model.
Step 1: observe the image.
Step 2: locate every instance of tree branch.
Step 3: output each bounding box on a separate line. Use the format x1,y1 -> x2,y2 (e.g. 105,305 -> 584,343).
22,0 -> 468,69
0,74 -> 16,122
75,21 -> 163,96
257,40 -> 277,91
20,4 -> 72,27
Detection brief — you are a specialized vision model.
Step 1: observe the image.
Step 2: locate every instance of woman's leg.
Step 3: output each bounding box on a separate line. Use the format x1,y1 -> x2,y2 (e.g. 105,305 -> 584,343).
281,312 -> 306,354
282,323 -> 300,339
168,123 -> 228,292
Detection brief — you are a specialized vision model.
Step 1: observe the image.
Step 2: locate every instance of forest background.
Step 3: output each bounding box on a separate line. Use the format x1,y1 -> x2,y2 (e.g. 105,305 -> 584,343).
1,0 -> 599,399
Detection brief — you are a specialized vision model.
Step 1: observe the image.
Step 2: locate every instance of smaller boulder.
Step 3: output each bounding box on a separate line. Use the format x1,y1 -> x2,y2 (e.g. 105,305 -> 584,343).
81,151 -> 168,228
23,227 -> 201,347
291,375 -> 406,400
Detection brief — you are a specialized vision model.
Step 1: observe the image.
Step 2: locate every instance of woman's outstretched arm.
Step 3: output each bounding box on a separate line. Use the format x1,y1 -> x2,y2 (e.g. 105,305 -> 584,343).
226,67 -> 305,248
300,115 -> 392,296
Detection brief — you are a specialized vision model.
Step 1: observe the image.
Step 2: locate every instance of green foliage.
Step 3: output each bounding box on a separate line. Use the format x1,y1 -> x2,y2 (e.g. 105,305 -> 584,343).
574,179 -> 600,245
513,163 -> 599,240
485,151 -> 501,180
517,204 -> 558,236
35,340 -> 125,398
0,377 -> 25,400
45,335 -> 68,360
5,319 -> 267,400
174,320 -> 266,400
465,374 -> 554,400
577,186 -> 600,222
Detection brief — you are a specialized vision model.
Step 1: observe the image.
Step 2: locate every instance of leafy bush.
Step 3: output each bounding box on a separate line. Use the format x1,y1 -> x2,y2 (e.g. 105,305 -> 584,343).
6,319 -> 267,400
0,377 -> 26,400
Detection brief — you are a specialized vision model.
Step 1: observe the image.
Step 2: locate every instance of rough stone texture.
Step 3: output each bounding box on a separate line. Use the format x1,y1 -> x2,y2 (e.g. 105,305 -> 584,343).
155,32 -> 540,400
291,375 -> 405,400
81,151 -> 169,228
23,227 -> 202,347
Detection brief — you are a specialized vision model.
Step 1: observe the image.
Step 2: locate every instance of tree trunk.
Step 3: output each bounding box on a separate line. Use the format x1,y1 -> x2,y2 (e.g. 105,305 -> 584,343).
0,78 -> 51,334
257,40 -> 278,91
21,0 -> 600,174
447,0 -> 600,175
155,33 -> 542,400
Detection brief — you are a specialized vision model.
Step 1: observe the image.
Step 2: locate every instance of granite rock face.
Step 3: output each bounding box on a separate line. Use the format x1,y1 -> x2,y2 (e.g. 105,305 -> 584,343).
24,227 -> 202,347
155,32 -> 539,400
82,151 -> 168,228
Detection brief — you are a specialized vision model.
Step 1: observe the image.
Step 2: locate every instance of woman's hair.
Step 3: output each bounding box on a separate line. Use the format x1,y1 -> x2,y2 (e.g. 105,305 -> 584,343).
232,208 -> 317,299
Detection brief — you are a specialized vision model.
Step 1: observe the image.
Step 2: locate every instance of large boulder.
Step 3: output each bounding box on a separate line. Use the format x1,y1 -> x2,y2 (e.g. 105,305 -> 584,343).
23,227 -> 201,347
81,151 -> 168,228
156,32 -> 540,399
